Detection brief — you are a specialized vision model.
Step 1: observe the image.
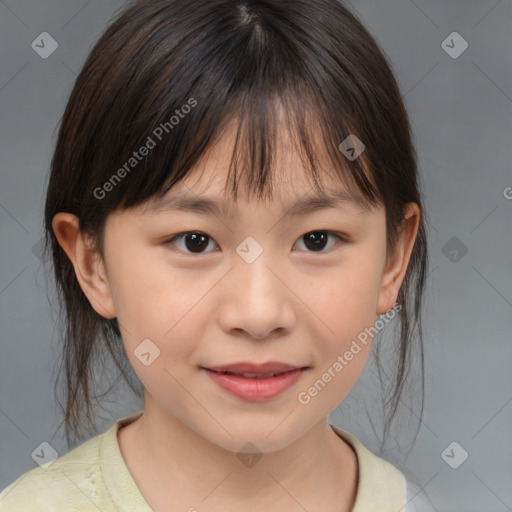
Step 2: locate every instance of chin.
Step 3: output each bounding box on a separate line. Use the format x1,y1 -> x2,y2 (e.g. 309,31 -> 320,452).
195,417 -> 307,455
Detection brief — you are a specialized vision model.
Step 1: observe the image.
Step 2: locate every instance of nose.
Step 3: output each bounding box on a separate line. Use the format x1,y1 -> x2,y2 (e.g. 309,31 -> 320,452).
217,255 -> 296,341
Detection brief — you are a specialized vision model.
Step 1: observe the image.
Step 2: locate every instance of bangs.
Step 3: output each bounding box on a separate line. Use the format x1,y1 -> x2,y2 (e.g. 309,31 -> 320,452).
145,88 -> 381,213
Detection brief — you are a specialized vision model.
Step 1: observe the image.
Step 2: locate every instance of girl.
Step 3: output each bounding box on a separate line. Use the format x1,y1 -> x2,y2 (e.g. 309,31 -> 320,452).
0,0 -> 436,510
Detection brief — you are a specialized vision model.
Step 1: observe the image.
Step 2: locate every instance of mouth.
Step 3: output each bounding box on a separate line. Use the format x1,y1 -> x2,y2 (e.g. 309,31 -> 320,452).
200,362 -> 309,401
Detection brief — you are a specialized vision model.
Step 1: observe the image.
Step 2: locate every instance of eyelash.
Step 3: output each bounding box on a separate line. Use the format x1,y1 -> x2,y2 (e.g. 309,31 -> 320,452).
164,230 -> 348,255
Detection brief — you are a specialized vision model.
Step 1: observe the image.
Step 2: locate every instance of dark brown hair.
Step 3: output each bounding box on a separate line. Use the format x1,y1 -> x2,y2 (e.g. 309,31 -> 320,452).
43,0 -> 430,451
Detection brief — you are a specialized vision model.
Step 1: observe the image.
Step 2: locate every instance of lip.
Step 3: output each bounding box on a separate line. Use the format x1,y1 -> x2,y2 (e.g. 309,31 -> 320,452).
204,362 -> 303,375
201,363 -> 308,402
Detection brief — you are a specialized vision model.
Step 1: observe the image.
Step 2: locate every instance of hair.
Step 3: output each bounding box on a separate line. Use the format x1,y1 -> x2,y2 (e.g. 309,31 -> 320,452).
43,0 -> 429,451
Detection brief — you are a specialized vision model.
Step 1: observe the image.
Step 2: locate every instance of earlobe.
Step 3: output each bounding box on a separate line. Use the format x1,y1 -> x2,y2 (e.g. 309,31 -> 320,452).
376,203 -> 421,316
52,212 -> 116,319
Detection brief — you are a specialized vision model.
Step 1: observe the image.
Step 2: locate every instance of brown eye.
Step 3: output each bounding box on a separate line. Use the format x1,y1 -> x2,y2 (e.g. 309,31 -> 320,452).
294,231 -> 344,252
166,231 -> 217,254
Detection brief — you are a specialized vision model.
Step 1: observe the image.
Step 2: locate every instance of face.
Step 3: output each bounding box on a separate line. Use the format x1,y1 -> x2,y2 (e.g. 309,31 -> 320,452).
58,126 -> 418,454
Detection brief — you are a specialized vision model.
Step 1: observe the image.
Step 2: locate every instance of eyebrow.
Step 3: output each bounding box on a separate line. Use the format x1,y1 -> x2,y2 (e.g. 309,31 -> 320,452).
147,189 -> 370,217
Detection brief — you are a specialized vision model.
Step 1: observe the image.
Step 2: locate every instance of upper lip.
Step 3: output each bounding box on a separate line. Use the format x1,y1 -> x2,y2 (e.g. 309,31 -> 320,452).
203,362 -> 306,375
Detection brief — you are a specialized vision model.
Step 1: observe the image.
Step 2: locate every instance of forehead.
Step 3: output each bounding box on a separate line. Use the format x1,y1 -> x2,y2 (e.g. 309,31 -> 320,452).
142,118 -> 376,217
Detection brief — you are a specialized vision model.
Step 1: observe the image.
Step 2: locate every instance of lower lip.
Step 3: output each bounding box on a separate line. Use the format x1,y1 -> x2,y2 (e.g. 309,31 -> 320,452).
202,368 -> 306,401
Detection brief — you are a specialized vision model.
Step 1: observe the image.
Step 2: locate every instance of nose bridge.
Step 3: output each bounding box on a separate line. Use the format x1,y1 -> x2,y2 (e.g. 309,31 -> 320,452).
218,236 -> 294,339
233,235 -> 280,299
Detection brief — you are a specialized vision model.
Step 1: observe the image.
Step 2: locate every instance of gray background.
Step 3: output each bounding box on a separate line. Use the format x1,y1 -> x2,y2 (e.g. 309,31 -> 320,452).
1,1 -> 511,511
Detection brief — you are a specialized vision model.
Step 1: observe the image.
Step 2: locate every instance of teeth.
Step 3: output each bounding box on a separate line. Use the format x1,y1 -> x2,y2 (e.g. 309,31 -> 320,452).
219,371 -> 280,378
240,373 -> 277,378
215,370 -> 296,378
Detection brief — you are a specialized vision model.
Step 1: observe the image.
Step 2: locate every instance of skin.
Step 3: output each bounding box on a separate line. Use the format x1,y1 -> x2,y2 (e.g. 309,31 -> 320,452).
52,124 -> 420,512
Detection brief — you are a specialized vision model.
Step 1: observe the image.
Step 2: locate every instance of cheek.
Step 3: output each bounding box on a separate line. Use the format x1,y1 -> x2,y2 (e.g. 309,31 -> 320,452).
107,247 -> 201,357
298,274 -> 378,407
112,262 -> 207,403
299,254 -> 383,347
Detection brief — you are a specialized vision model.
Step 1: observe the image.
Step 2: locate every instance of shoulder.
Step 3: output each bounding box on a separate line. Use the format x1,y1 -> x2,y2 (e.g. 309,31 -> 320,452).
0,432 -> 106,512
329,424 -> 437,512
405,478 -> 437,512
330,424 -> 405,510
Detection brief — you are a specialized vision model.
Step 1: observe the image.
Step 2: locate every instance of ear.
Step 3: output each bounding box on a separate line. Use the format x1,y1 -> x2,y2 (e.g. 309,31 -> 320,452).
52,212 -> 116,319
376,203 -> 421,315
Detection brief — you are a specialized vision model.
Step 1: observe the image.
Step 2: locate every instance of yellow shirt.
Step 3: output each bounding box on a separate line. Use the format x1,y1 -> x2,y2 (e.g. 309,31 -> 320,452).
0,411 -> 435,511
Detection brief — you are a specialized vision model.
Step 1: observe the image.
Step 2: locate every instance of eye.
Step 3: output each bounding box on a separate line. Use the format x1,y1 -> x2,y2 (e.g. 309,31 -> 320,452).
293,231 -> 345,252
164,230 -> 346,255
165,231 -> 219,254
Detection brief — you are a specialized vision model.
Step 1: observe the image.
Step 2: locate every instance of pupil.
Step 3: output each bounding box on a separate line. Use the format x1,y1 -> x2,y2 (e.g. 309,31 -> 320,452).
304,232 -> 327,251
185,233 -> 208,252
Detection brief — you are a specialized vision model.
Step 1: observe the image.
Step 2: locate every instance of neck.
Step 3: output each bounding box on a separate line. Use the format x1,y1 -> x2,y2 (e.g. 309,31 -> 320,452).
118,401 -> 358,512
